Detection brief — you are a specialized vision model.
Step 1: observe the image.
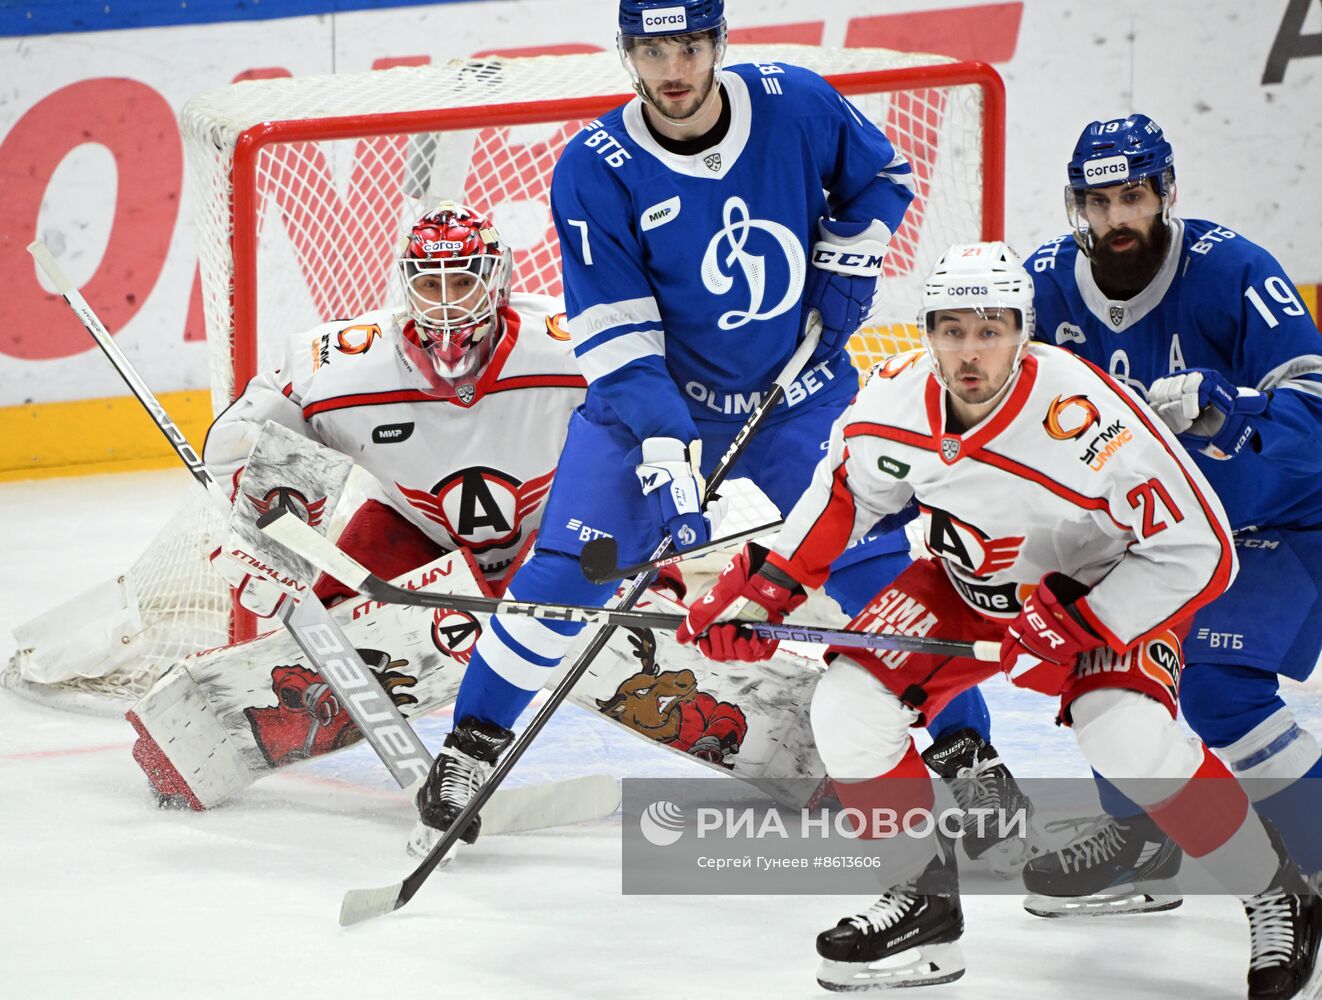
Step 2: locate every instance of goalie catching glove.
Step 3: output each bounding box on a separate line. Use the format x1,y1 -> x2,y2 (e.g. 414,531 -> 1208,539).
999,573 -> 1102,696
636,437 -> 720,552
677,543 -> 807,662
1147,368 -> 1267,459
803,217 -> 890,350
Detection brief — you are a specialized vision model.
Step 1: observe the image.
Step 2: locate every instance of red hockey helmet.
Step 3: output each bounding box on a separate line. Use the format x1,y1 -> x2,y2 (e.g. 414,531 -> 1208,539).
397,202 -> 512,396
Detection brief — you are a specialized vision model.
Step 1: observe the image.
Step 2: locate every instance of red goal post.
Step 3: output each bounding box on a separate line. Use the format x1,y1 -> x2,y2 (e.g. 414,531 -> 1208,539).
2,47 -> 1004,703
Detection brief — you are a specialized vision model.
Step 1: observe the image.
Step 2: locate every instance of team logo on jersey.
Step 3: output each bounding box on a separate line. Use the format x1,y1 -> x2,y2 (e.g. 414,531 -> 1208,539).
701,196 -> 804,330
335,323 -> 380,355
1054,322 -> 1086,346
545,312 -> 572,342
396,466 -> 555,553
430,609 -> 481,665
1108,305 -> 1125,327
869,350 -> 923,381
1043,394 -> 1102,441
244,486 -> 328,527
703,152 -> 722,172
372,422 -> 415,444
940,436 -> 961,463
919,504 -> 1024,577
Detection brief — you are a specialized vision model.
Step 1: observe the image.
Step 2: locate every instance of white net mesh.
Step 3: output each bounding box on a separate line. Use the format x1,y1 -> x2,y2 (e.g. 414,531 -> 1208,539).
5,46 -> 1000,702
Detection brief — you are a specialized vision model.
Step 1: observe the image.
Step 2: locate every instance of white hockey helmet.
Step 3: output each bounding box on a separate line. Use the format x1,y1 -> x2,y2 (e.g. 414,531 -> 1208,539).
919,241 -> 1035,394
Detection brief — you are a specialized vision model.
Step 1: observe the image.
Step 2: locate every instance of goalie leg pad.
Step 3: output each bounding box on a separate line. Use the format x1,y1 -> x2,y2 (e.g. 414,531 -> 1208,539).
127,549 -> 487,807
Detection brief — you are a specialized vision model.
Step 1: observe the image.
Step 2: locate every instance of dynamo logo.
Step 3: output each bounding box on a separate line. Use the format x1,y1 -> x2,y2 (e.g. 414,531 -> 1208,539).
701,196 -> 805,330
640,800 -> 685,846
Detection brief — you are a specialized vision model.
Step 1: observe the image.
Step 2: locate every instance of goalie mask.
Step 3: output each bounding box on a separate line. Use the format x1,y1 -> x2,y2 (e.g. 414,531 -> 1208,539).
618,0 -> 727,126
397,202 -> 512,399
919,242 -> 1034,405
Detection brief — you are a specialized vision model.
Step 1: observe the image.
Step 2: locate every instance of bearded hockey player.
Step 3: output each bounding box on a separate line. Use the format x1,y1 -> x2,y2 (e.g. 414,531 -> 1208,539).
1019,115 -> 1322,919
678,242 -> 1322,999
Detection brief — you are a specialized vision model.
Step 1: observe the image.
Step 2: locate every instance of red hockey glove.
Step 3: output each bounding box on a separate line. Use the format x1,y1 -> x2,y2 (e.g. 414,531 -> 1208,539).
1000,574 -> 1103,696
676,543 -> 807,662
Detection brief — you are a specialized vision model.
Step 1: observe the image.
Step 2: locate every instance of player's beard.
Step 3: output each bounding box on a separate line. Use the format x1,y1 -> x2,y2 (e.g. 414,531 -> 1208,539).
643,73 -> 716,123
1089,218 -> 1171,299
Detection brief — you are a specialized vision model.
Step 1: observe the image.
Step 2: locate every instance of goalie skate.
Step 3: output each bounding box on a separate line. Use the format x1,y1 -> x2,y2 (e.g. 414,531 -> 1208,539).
815,844 -> 965,991
1022,812 -> 1183,918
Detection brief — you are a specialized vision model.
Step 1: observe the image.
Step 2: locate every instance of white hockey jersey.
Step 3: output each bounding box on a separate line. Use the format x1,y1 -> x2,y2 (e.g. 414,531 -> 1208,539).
771,345 -> 1238,651
204,294 -> 586,580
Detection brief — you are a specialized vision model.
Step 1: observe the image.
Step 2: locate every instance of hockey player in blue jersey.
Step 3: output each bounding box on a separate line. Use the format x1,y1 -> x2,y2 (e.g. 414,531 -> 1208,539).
1014,115 -> 1322,929
406,0 -> 937,856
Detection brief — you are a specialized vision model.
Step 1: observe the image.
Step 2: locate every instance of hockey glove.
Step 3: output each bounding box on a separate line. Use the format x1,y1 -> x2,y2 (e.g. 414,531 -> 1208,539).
637,437 -> 716,552
803,217 -> 891,351
1000,574 -> 1102,696
677,543 -> 807,662
1147,368 -> 1267,460
209,545 -> 297,618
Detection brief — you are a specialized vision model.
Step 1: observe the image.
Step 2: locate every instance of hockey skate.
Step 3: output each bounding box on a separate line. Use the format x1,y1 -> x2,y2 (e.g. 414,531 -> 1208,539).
1240,836 -> 1322,1000
815,841 -> 965,991
406,716 -> 514,862
1022,811 -> 1184,917
922,727 -> 1042,876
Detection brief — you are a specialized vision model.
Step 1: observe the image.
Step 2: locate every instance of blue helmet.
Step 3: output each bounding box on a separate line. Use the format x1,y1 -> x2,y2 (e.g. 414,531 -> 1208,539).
1066,114 -> 1175,194
619,0 -> 726,38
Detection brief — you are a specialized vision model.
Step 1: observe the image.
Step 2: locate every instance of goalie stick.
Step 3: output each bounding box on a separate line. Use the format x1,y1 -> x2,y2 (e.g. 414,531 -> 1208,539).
259,507 -> 997,661
578,519 -> 783,584
27,239 -> 620,832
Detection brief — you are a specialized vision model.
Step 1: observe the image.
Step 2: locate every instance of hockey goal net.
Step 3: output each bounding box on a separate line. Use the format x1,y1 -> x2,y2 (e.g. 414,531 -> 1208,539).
3,45 -> 1003,705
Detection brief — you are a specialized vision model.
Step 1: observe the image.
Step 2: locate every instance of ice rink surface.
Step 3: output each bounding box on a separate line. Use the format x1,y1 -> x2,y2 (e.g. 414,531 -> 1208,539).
4,469 -> 1320,1000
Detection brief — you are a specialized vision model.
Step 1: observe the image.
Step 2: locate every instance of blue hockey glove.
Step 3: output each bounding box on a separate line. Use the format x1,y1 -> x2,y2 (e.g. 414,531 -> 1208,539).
1147,368 -> 1268,459
803,217 -> 891,351
636,437 -> 716,551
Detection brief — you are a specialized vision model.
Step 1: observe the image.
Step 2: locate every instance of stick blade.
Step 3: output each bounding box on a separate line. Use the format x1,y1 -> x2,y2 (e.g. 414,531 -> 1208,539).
340,881 -> 406,927
579,536 -> 621,584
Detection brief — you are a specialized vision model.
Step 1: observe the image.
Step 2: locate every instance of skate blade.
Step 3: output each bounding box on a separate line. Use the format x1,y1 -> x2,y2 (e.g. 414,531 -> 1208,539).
405,821 -> 457,867
816,943 -> 966,991
1023,890 -> 1183,918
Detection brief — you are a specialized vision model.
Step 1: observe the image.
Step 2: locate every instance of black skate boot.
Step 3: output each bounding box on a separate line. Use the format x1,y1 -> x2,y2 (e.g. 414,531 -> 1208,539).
922,727 -> 1040,875
815,841 -> 965,991
1241,839 -> 1322,1000
406,716 -> 514,861
1022,811 -> 1183,917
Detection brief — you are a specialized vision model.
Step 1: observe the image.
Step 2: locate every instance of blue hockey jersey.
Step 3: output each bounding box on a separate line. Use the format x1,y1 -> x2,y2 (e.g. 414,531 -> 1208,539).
549,61 -> 914,443
1028,218 -> 1322,531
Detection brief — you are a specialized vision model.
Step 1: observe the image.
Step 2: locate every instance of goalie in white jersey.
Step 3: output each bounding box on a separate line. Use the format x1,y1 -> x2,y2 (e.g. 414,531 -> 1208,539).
679,243 -> 1322,998
204,201 -> 587,607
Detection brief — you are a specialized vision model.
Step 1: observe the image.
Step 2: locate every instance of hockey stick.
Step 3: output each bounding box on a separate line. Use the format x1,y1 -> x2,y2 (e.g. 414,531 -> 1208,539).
330,313 -> 825,925
259,508 -> 995,660
26,239 -> 438,788
26,240 -> 621,830
310,314 -> 984,926
578,518 -> 783,584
